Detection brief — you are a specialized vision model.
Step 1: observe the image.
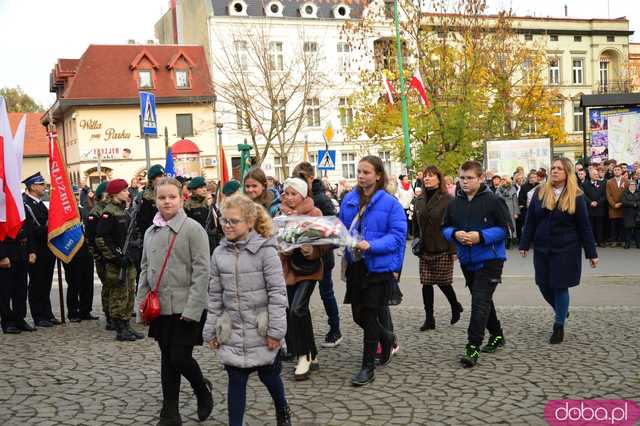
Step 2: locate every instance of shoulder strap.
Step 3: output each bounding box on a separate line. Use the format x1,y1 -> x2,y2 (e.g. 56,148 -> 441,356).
153,232 -> 177,292
349,205 -> 367,233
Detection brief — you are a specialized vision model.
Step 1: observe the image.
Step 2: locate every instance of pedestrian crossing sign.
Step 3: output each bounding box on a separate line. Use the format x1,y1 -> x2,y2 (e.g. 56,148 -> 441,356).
139,91 -> 157,136
317,150 -> 336,171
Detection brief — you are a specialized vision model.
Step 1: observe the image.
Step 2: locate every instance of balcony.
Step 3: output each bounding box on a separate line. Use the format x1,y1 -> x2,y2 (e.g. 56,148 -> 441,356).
595,79 -> 633,94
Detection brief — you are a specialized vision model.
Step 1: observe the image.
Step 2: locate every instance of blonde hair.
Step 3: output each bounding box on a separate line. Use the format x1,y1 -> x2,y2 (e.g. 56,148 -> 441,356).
222,194 -> 273,238
538,158 -> 581,214
154,177 -> 182,197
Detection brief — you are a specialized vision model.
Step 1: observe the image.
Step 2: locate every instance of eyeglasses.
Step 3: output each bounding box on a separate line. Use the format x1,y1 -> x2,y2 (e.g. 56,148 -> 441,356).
458,176 -> 478,181
221,218 -> 243,226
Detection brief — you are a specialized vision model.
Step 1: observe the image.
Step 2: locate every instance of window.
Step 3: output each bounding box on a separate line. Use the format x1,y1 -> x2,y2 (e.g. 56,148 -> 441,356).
274,156 -> 283,180
275,99 -> 286,125
303,41 -> 318,53
607,35 -> 615,42
437,32 -> 445,39
572,59 -> 583,84
341,152 -> 356,179
548,59 -> 560,85
379,151 -> 392,176
339,97 -> 353,127
384,0 -> 394,19
175,70 -> 189,88
308,152 -> 318,176
573,102 -> 584,132
269,42 -> 284,71
236,107 -> 248,130
524,34 -> 533,41
234,40 -> 249,70
573,35 -> 582,42
553,101 -> 564,121
599,60 -> 609,88
138,70 -> 153,88
550,35 -> 558,41
176,114 -> 194,138
522,59 -> 532,84
523,116 -> 537,135
337,42 -> 351,72
306,97 -> 320,127
373,38 -> 406,71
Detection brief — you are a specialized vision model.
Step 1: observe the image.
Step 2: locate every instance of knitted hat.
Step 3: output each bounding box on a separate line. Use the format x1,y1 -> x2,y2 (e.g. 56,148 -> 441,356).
283,177 -> 308,198
147,164 -> 165,180
188,176 -> 206,190
222,180 -> 241,196
106,179 -> 128,194
95,181 -> 108,198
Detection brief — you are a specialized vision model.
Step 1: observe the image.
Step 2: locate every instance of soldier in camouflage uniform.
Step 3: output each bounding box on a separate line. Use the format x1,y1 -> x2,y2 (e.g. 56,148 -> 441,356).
85,181 -> 111,329
183,176 -> 221,254
95,179 -> 143,342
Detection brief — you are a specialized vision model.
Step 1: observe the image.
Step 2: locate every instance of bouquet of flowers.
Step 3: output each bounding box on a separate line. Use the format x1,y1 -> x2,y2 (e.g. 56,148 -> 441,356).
273,215 -> 359,252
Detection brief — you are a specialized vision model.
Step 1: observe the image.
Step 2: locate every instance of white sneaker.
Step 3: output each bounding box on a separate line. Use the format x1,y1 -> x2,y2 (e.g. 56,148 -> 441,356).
294,355 -> 312,381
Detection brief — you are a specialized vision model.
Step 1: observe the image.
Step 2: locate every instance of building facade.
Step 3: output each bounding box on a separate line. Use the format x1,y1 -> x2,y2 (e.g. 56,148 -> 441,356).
46,44 -> 216,189
156,1 -> 634,178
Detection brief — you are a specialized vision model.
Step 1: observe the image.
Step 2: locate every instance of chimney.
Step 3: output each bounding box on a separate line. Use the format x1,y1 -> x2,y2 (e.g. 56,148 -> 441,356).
147,40 -> 155,44
127,39 -> 136,45
564,5 -> 568,17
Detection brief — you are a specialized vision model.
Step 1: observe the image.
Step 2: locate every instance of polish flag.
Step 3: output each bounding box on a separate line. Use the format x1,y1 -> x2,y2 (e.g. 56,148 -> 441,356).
383,78 -> 395,104
219,144 -> 229,185
409,69 -> 430,108
0,97 -> 26,241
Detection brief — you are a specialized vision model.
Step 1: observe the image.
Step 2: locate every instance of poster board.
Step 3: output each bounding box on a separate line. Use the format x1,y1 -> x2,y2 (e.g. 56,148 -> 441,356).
485,138 -> 552,176
589,107 -> 640,164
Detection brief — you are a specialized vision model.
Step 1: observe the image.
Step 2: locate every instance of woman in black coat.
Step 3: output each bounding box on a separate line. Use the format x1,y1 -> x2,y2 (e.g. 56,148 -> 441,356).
620,180 -> 640,249
519,158 -> 598,345
582,167 -> 608,247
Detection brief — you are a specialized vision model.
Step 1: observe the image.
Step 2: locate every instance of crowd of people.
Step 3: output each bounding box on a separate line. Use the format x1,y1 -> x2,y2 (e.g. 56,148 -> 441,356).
0,153 -> 615,425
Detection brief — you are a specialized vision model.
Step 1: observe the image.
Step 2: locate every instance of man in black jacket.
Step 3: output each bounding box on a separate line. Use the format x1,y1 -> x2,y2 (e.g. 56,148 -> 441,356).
582,167 -> 607,247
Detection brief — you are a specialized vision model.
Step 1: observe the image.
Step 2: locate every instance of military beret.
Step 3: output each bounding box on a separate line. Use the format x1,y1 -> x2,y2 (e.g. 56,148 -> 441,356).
147,164 -> 165,180
188,176 -> 206,190
222,180 -> 241,196
95,181 -> 108,198
106,179 -> 128,194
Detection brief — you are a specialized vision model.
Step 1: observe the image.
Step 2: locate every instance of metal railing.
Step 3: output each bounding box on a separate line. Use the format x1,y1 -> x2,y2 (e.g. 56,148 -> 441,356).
595,79 -> 633,94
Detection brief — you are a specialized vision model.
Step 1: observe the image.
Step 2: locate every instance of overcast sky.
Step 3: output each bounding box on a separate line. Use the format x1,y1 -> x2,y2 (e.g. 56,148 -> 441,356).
0,0 -> 638,108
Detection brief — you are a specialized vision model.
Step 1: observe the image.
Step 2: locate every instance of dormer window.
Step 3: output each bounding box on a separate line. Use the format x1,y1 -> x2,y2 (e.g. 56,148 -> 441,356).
333,4 -> 350,19
139,70 -> 153,88
175,69 -> 189,88
266,1 -> 283,17
301,2 -> 317,18
229,0 -> 247,16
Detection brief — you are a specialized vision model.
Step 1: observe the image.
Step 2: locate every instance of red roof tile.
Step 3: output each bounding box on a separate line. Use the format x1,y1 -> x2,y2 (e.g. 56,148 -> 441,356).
51,44 -> 213,101
8,113 -> 48,157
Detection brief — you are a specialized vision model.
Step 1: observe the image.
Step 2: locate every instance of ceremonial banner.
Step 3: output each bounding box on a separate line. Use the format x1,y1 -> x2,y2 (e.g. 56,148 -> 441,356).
47,131 -> 84,262
0,97 -> 25,240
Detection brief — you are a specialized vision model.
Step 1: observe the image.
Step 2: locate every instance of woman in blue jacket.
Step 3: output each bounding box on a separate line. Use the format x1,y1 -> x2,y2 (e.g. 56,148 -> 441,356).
339,155 -> 407,386
519,158 -> 598,344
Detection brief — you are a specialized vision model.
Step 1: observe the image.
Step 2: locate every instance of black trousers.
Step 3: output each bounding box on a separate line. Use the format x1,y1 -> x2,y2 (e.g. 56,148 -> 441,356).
0,260 -> 28,330
515,210 -> 525,241
285,280 -> 317,358
63,248 -> 95,318
461,260 -> 504,347
588,215 -> 606,245
609,218 -> 625,243
28,248 -> 56,322
624,227 -> 640,247
159,342 -> 207,403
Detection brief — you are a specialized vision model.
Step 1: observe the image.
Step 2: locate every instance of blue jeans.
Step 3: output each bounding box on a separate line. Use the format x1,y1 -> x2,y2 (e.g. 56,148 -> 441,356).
225,357 -> 287,426
537,284 -> 570,326
319,254 -> 340,333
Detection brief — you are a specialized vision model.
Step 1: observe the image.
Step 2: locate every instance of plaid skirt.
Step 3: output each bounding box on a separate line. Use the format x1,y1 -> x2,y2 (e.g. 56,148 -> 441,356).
419,253 -> 454,286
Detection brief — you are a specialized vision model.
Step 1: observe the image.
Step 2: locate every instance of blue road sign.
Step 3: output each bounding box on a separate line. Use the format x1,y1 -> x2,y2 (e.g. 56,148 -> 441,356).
139,91 -> 157,136
317,150 -> 336,171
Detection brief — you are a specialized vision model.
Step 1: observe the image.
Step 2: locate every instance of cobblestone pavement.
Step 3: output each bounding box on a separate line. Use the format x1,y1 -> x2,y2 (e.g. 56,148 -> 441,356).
1,302 -> 639,426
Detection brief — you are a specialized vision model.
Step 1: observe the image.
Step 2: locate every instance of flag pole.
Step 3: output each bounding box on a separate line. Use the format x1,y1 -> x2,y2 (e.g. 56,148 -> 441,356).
48,121 -> 66,324
394,0 -> 412,175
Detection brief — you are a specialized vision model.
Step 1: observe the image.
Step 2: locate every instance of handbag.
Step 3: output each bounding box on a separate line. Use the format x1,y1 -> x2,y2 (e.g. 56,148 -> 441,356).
289,248 -> 322,275
140,232 -> 177,324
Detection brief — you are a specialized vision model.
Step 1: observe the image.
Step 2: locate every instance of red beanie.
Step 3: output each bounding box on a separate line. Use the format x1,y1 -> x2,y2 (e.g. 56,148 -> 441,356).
106,179 -> 128,194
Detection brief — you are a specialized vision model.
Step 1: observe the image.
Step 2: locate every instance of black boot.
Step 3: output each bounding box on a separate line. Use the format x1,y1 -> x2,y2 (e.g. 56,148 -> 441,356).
624,238 -> 631,249
451,302 -> 464,325
157,400 -> 182,426
419,315 -> 435,331
352,340 -> 376,386
105,316 -> 115,331
115,320 -> 136,342
276,404 -> 292,426
195,378 -> 213,421
378,331 -> 396,367
125,320 -> 145,340
549,324 -> 564,344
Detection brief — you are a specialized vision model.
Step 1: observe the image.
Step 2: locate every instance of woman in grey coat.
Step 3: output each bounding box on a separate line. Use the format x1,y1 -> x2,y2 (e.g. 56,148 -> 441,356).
136,177 -> 213,426
496,176 -> 519,245
203,194 -> 291,426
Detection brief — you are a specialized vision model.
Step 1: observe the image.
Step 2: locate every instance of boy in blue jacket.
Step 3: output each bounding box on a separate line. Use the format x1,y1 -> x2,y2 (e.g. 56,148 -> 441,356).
442,161 -> 512,367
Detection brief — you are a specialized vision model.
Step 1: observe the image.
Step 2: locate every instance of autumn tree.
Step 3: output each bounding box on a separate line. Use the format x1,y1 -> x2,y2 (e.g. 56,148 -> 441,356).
342,0 -> 565,175
0,86 -> 44,113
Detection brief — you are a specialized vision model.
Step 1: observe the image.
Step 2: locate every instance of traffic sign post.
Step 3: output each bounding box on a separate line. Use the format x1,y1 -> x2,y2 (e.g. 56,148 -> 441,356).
139,91 -> 158,170
317,150 -> 336,171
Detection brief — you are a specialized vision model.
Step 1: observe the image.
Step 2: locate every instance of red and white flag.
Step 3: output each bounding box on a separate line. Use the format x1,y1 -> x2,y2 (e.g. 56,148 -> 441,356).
409,69 -> 430,108
0,97 -> 26,241
382,78 -> 395,104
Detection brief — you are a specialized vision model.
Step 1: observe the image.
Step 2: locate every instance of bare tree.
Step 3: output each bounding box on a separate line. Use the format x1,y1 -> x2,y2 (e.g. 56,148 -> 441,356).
212,22 -> 333,177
